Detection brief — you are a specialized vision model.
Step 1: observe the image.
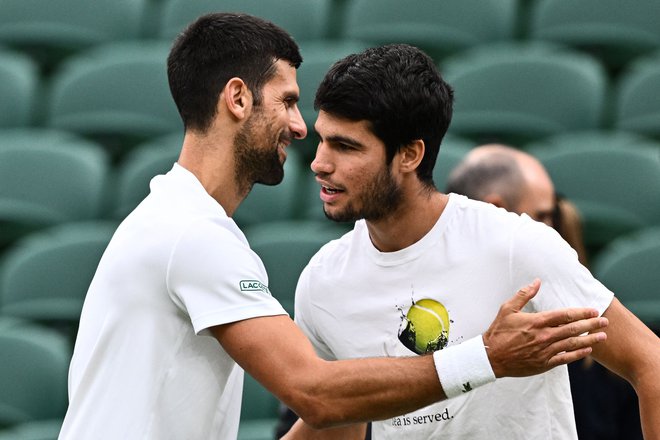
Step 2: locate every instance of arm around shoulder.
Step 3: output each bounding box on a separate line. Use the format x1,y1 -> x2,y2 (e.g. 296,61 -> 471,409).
211,314 -> 445,429
211,280 -> 609,431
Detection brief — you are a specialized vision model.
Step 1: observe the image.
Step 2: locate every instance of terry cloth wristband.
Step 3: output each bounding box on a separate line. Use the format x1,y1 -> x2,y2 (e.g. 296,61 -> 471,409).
432,334 -> 496,398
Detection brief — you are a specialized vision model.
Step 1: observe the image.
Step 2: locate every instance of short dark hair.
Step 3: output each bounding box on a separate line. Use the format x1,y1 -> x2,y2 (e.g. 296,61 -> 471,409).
167,12 -> 302,132
314,44 -> 453,186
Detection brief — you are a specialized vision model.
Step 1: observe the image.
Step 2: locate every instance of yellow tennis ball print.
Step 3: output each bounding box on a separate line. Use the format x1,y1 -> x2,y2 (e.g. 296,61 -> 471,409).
398,299 -> 450,355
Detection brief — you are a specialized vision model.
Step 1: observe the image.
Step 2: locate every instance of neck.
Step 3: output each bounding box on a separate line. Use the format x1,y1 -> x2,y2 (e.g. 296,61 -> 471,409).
177,129 -> 247,216
365,188 -> 448,253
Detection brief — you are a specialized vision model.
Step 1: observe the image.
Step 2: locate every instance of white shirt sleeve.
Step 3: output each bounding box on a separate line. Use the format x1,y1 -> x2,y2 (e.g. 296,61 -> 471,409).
509,217 -> 614,316
167,218 -> 287,334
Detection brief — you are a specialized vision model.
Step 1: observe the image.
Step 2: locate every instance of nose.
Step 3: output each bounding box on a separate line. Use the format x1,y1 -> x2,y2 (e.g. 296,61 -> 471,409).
310,141 -> 332,174
290,105 -> 307,140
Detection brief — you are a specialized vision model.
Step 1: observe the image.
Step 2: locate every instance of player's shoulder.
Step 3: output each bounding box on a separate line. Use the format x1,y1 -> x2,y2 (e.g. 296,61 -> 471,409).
304,224 -> 360,274
447,193 -> 528,230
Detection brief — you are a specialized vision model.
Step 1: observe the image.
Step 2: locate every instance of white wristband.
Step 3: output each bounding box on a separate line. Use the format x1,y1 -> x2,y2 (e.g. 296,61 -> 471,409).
432,334 -> 496,399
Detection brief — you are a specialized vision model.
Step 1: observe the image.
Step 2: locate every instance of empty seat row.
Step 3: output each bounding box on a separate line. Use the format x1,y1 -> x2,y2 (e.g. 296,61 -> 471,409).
0,318 -> 70,432
592,226 -> 660,328
0,129 -> 110,247
529,142 -> 660,254
3,41 -> 660,156
2,0 -> 660,74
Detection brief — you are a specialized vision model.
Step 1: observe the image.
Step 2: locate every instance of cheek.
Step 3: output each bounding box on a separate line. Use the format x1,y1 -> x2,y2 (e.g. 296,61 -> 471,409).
347,163 -> 380,188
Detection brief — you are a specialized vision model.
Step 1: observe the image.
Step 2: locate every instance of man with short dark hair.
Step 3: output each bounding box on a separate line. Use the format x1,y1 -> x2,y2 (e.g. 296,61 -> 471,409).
285,44 -> 659,439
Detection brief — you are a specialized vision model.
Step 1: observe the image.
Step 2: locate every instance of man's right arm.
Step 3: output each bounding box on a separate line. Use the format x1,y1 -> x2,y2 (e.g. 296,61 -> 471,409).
211,280 -> 607,431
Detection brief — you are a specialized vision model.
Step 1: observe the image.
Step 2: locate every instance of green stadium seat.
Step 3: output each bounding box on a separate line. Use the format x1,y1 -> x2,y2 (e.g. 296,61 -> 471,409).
46,41 -> 181,155
529,0 -> 660,72
593,227 -> 660,327
530,143 -> 660,254
0,321 -> 70,428
112,132 -> 183,220
233,149 -> 306,229
0,221 -> 116,329
298,168 -> 326,222
0,130 -> 110,246
434,134 -> 476,192
158,0 -> 332,42
442,42 -> 608,145
614,52 -> 660,140
244,220 -> 348,315
524,130 -> 660,154
237,373 -> 280,440
0,0 -> 148,72
342,0 -> 518,62
0,418 -> 62,440
0,50 -> 38,128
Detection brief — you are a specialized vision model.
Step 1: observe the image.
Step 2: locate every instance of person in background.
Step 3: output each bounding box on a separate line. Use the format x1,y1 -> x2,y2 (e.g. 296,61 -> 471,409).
446,144 -> 557,229
58,15 -> 608,440
446,144 -> 588,263
284,44 -> 659,439
447,143 -> 643,440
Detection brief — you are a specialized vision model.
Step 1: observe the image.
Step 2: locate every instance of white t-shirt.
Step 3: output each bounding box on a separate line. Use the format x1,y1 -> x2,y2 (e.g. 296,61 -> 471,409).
60,164 -> 286,440
295,194 -> 613,440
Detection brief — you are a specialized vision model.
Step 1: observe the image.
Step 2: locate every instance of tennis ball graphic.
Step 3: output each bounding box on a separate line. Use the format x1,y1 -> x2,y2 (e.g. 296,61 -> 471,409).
398,299 -> 450,355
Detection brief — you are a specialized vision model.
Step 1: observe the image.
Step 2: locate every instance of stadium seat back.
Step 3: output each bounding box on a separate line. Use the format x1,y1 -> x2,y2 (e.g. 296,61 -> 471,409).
0,418 -> 63,440
158,0 -> 332,42
0,321 -> 70,426
524,130 -> 659,153
593,227 -> 660,326
434,134 -> 476,192
442,42 -> 607,145
112,132 -> 183,219
47,41 -> 181,153
237,373 -> 280,440
244,220 -> 347,315
343,0 -> 518,61
0,222 -> 116,324
614,52 -> 660,139
0,132 -> 110,245
0,50 -> 38,127
531,144 -> 660,251
530,0 -> 660,71
0,0 -> 148,71
232,149 -> 305,229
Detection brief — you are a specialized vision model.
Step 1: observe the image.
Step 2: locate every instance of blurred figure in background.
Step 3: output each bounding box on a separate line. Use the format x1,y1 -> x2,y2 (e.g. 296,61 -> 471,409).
446,143 -> 642,440
446,144 -> 557,228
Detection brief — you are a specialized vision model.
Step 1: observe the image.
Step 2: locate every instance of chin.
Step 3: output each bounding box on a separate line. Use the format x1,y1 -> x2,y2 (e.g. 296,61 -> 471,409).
257,169 -> 285,186
324,208 -> 361,224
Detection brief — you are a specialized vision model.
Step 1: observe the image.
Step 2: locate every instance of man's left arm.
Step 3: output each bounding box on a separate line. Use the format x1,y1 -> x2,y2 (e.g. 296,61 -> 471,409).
591,298 -> 660,439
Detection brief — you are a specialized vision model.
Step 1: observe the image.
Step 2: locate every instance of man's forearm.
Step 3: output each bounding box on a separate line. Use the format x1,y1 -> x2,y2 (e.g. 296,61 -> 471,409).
282,355 -> 444,429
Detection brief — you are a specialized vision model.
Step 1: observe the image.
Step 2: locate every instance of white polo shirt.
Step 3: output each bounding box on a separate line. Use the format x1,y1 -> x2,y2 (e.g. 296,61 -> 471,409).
60,163 -> 286,439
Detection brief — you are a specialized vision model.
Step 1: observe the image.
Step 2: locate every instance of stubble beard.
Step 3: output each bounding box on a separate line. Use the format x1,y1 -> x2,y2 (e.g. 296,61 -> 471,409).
324,165 -> 403,223
233,110 -> 285,196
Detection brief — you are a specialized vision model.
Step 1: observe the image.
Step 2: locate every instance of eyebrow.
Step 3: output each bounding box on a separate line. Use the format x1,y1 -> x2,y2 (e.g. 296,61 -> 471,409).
313,129 -> 363,148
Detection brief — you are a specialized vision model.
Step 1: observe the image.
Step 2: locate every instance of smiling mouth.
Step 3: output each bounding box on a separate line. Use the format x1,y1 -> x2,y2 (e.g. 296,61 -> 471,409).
322,185 -> 343,195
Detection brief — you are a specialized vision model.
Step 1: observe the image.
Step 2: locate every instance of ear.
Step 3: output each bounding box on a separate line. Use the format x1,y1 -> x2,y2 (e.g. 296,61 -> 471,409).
483,193 -> 508,210
397,139 -> 425,174
222,77 -> 252,121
